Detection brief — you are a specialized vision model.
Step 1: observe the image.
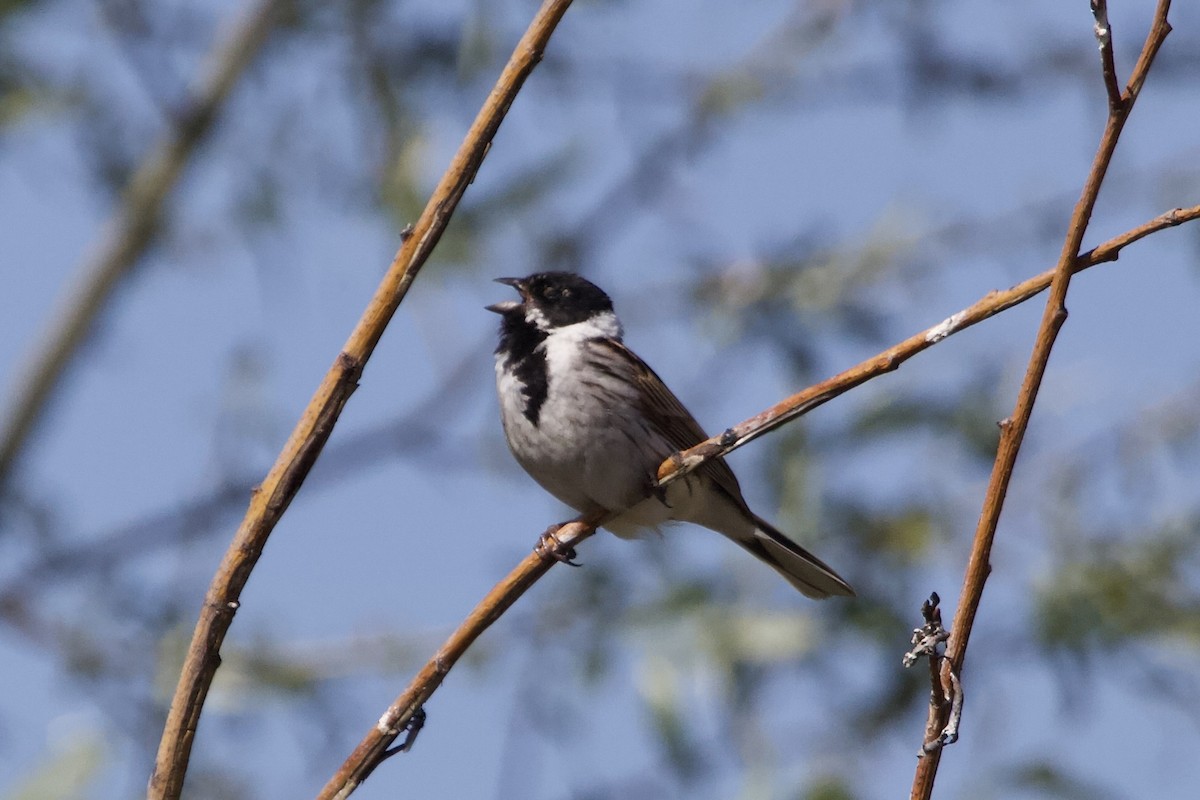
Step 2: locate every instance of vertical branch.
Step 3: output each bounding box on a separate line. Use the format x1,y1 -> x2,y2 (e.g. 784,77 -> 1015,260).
1091,1 -> 1123,111
0,0 -> 287,490
909,3 -> 1173,798
146,1 -> 577,798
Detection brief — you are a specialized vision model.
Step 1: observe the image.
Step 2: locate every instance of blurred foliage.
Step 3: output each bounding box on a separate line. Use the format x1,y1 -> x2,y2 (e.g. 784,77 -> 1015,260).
1,1 -> 1198,799
1037,519 -> 1200,656
693,218 -> 920,369
0,70 -> 38,129
1004,760 -> 1122,800
7,734 -> 104,800
841,373 -> 1006,463
800,775 -> 858,800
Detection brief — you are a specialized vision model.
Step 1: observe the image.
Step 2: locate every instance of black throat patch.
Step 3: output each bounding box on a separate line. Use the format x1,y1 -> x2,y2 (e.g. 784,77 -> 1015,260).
496,311 -> 549,425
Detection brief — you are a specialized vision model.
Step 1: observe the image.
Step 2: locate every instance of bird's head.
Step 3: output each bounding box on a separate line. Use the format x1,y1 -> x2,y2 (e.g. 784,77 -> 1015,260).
487,271 -> 617,332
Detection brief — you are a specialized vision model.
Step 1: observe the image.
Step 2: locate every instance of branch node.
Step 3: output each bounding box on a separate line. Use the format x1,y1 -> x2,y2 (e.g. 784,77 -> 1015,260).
206,597 -> 239,615
337,351 -> 365,381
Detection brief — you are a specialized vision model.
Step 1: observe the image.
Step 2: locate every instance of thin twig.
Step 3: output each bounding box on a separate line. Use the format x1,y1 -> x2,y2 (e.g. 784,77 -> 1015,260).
0,0 -> 287,491
146,2 -> 577,798
654,203 -> 1199,489
935,668 -> 963,751
901,594 -> 962,755
316,513 -> 605,799
1092,1 -> 1123,111
910,3 -> 1173,798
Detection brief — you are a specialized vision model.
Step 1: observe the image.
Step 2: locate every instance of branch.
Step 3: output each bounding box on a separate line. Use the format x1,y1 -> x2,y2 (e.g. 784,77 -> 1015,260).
910,3 -> 1173,798
655,203 -> 1199,488
902,594 -> 961,754
146,2 -> 577,797
1091,1 -> 1123,111
315,513 -> 605,799
317,199 -> 1199,794
0,0 -> 286,491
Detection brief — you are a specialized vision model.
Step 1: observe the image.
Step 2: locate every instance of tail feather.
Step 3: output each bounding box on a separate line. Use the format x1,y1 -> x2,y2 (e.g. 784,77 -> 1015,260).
665,480 -> 854,599
746,515 -> 855,599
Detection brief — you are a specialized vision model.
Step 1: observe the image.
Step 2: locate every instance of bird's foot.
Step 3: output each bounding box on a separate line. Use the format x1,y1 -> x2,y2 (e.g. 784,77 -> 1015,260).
535,524 -> 581,566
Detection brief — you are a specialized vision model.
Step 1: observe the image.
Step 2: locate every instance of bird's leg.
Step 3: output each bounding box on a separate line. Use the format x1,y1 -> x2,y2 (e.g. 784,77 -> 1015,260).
535,523 -> 581,566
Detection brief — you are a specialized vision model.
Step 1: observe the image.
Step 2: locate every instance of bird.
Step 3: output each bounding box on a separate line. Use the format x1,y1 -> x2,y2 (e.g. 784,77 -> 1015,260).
487,271 -> 854,599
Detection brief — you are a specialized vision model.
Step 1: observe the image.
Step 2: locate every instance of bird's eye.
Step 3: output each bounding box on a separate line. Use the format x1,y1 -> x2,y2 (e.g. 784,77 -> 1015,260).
560,287 -> 572,298
543,286 -> 559,300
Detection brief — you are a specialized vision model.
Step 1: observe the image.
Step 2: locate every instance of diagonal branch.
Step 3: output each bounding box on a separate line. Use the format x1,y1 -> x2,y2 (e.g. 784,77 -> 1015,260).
146,1 -> 577,798
656,201 -> 1199,488
318,197 -> 1198,797
316,512 -> 607,800
0,0 -> 287,491
910,3 -> 1173,798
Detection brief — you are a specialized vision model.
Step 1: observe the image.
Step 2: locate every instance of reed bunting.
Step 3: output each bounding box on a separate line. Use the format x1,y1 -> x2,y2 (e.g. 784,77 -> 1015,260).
488,271 -> 854,598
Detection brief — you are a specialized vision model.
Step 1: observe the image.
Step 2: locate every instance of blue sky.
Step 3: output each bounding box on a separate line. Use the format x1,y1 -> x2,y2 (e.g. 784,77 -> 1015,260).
2,1 -> 1199,798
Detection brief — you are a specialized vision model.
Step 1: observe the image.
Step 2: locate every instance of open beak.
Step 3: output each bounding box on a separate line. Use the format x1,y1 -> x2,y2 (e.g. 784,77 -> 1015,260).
485,276 -> 527,314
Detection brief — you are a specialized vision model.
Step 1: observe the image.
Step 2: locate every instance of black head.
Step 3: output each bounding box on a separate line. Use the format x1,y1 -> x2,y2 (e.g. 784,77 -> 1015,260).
487,271 -> 615,329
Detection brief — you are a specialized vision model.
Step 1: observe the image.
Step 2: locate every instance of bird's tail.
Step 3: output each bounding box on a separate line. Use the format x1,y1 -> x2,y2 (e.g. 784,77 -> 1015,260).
743,515 -> 855,599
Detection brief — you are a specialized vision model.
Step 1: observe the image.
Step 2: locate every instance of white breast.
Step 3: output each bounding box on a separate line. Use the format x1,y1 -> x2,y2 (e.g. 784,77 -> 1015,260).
495,315 -> 673,528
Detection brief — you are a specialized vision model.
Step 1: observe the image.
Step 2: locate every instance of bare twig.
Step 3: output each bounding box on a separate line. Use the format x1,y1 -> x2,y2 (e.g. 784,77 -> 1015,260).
902,594 -> 961,755
654,203 -> 1199,489
925,667 -> 963,755
910,4 -> 1173,798
0,0 -> 286,491
146,2 -> 577,797
1092,1 -> 1123,111
316,513 -> 605,799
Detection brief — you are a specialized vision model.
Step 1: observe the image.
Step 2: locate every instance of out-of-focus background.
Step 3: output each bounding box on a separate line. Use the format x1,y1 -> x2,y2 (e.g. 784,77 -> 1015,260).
2,1 -> 1199,798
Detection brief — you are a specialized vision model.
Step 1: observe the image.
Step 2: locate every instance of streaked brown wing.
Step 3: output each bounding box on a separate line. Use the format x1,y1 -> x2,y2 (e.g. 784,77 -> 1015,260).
592,338 -> 749,509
